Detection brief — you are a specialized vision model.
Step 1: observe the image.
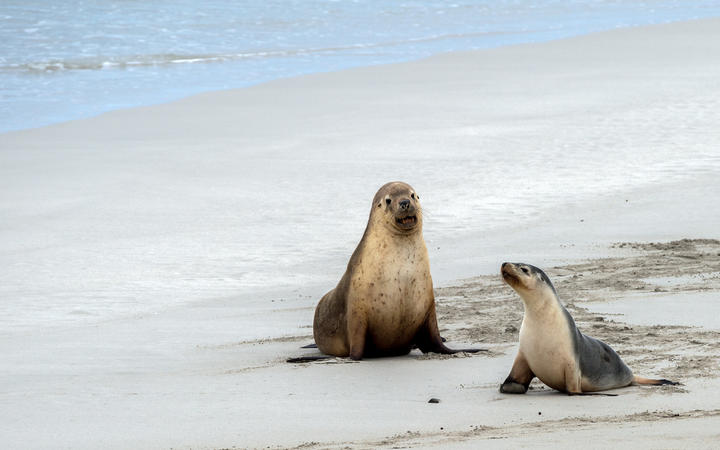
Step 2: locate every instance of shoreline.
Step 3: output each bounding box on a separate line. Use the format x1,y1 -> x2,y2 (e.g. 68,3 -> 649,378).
4,15 -> 720,136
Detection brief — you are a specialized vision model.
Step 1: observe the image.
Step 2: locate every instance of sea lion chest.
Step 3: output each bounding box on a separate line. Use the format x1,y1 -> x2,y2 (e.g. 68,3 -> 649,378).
350,233 -> 432,349
519,306 -> 576,391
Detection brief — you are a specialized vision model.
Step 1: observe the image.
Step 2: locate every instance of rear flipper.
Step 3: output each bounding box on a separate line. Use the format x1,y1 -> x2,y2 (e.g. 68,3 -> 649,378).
633,376 -> 680,386
568,392 -> 618,397
286,355 -> 331,363
415,335 -> 485,354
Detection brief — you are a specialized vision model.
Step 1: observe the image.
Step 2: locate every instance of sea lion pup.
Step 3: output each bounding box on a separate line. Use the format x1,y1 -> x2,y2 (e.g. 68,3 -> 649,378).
499,262 -> 678,394
306,181 -> 479,361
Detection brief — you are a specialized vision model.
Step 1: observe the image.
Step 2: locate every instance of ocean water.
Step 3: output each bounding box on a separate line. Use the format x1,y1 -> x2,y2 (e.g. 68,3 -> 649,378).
2,0 -> 720,133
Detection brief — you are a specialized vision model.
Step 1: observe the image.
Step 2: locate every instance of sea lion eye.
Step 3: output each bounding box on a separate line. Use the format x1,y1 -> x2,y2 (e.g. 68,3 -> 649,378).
411,193 -> 415,199
385,198 -> 391,205
521,267 -> 529,275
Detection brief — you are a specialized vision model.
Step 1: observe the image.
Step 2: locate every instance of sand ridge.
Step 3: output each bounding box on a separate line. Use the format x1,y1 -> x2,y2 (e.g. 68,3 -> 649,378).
281,409 -> 720,450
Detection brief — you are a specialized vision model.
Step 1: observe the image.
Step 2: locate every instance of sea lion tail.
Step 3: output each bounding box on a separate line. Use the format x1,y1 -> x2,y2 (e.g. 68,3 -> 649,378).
632,376 -> 680,386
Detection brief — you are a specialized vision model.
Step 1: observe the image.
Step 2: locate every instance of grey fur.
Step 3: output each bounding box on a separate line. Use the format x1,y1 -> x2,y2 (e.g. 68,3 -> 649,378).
561,307 -> 634,390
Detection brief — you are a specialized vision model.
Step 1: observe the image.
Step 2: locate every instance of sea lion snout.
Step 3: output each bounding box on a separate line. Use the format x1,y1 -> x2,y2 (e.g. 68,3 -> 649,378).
394,212 -> 418,230
395,197 -> 416,216
392,197 -> 418,230
501,263 -> 520,286
501,262 -> 519,275
501,262 -> 511,277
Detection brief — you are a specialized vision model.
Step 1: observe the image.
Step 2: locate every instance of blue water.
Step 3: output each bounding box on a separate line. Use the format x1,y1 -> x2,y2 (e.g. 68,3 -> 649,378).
2,0 -> 719,134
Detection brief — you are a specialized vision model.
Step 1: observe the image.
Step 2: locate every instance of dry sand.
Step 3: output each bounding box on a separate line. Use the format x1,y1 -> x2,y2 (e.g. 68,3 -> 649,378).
1,18 -> 720,450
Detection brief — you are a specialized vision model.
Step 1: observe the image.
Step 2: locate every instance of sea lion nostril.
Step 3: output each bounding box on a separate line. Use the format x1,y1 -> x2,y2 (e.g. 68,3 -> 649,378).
399,199 -> 410,209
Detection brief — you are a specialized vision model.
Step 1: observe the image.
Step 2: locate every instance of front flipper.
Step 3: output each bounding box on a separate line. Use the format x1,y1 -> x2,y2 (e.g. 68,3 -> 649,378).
500,352 -> 535,394
414,303 -> 485,354
347,308 -> 368,361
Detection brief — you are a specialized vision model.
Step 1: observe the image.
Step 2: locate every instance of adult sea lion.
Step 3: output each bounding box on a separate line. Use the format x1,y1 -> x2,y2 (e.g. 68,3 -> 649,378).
297,182 -> 479,362
499,262 -> 678,394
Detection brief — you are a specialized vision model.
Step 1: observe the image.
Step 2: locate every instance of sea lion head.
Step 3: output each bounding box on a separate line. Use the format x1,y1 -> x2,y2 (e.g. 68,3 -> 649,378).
371,181 -> 422,234
501,262 -> 557,299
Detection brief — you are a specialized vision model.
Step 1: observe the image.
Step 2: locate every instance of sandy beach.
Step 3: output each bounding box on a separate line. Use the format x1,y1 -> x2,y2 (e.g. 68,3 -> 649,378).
1,18 -> 720,449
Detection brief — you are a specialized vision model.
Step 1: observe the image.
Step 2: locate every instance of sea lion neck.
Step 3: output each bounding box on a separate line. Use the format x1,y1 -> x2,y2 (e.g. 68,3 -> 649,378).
518,288 -> 560,317
362,222 -> 424,252
385,221 -> 423,237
